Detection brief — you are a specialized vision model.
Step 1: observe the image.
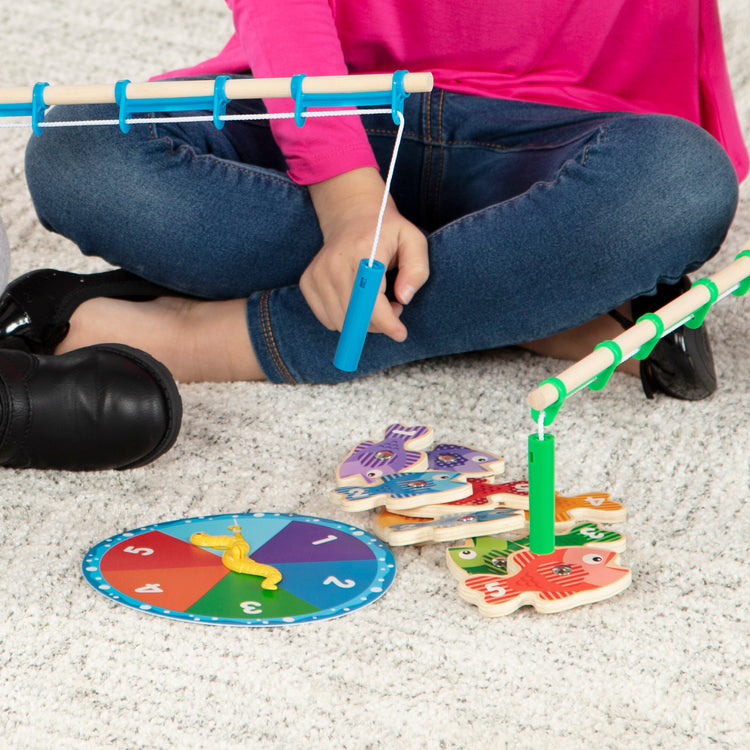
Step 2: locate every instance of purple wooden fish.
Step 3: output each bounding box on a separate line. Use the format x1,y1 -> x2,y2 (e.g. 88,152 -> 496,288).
337,424 -> 433,485
427,443 -> 504,476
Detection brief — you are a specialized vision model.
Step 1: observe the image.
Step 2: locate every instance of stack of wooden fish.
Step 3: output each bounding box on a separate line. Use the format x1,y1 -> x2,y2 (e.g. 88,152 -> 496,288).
331,423 -> 631,616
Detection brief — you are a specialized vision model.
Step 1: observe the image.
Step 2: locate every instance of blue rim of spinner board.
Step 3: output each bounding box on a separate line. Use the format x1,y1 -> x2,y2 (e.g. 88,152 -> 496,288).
82,512 -> 397,627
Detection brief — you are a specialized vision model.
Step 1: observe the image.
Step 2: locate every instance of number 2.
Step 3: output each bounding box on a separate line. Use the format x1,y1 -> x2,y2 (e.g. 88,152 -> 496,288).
324,576 -> 355,588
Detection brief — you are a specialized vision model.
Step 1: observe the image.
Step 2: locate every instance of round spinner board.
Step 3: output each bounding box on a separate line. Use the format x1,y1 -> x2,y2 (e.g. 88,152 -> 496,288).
83,513 -> 396,626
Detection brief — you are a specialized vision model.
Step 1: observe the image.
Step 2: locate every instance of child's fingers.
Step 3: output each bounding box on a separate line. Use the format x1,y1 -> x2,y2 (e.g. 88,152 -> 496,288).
393,226 -> 429,305
300,256 -> 347,331
369,292 -> 407,342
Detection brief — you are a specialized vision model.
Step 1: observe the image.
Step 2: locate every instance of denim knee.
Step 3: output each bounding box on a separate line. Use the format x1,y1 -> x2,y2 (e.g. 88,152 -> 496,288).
609,114 -> 739,273
24,104 -> 121,236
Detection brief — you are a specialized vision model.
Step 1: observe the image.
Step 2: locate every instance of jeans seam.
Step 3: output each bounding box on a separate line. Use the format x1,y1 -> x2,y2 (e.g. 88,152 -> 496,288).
429,124 -> 607,242
364,127 -> 421,139
363,129 -> 597,153
146,115 -> 299,190
258,290 -> 297,384
175,145 -> 298,188
433,89 -> 445,220
582,123 -> 607,166
423,91 -> 433,219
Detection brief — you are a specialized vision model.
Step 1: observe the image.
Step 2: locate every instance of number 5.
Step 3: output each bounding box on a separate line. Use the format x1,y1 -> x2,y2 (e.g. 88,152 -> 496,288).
123,545 -> 154,556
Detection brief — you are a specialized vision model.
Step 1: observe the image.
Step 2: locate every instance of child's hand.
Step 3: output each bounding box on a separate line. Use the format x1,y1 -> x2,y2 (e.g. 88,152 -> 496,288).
301,167 -> 428,342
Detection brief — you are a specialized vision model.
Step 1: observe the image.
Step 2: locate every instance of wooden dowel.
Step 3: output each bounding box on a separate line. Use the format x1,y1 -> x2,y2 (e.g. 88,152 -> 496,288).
0,72 -> 434,106
527,250 -> 750,413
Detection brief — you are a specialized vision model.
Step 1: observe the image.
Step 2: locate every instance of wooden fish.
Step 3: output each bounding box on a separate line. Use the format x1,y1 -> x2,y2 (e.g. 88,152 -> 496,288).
331,471 -> 473,512
459,546 -> 631,616
446,523 -> 626,578
372,506 -> 525,546
400,476 -> 626,530
426,443 -> 504,478
395,477 -> 530,518
337,424 -> 433,485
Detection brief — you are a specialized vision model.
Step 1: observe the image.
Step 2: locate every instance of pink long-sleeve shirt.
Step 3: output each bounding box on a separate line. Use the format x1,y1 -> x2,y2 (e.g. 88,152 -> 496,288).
159,0 -> 748,185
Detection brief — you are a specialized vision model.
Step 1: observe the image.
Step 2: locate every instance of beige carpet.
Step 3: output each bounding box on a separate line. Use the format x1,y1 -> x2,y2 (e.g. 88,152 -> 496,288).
1,1 -> 749,748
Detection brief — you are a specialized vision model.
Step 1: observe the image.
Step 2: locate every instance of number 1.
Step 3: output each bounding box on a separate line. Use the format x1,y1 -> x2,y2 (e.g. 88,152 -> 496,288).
312,535 -> 337,545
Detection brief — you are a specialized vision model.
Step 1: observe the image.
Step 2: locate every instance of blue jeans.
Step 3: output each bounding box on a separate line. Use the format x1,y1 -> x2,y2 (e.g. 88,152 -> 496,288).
25,82 -> 739,383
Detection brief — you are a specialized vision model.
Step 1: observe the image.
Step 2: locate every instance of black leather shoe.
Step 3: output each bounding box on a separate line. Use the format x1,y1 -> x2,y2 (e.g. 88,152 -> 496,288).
0,344 -> 182,470
614,276 -> 717,401
0,268 -> 183,354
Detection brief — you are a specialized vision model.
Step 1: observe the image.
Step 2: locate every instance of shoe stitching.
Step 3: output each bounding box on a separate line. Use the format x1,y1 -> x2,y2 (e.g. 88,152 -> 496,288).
20,360 -> 33,468
17,355 -> 35,468
0,355 -> 33,467
0,360 -> 9,459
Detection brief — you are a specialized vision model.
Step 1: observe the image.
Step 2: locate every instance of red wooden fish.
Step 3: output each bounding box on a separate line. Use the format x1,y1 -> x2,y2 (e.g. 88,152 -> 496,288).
460,546 -> 631,616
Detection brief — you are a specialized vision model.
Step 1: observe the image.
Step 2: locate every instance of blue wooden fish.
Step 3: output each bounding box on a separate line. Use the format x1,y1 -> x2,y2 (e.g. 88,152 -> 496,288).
332,471 -> 473,512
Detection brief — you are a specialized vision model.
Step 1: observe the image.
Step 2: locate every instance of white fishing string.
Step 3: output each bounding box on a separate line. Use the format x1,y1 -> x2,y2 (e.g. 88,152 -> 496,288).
0,107 -> 394,129
367,110 -> 405,267
537,412 -> 545,441
2,103 -> 406,269
1,105 -> 405,266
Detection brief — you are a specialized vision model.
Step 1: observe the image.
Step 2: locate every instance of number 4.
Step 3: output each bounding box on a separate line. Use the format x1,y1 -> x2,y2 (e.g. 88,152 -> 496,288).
135,583 -> 163,593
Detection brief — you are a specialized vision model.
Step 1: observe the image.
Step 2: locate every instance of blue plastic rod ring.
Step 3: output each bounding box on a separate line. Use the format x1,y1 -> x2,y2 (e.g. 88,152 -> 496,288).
334,259 -> 386,372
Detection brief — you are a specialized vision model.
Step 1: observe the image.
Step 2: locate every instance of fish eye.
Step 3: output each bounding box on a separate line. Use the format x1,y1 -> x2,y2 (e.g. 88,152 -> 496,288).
365,469 -> 383,479
435,473 -> 451,480
458,550 -> 477,560
476,456 -> 487,462
582,553 -> 605,565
